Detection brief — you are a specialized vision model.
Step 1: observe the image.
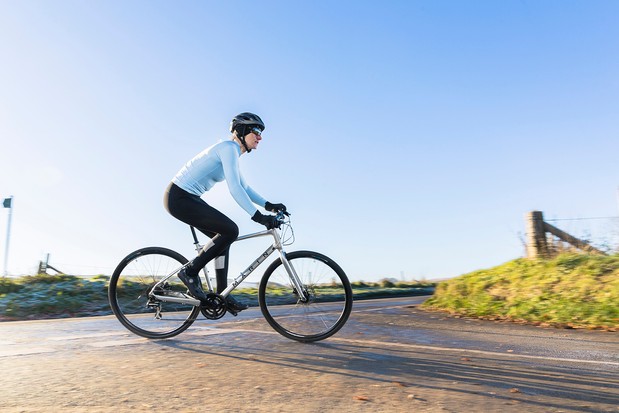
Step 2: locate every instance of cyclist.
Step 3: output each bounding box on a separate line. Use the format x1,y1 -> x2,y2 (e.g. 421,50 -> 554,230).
163,112 -> 287,314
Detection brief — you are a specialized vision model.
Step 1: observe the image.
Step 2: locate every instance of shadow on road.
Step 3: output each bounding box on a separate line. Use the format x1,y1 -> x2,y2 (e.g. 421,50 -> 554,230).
152,334 -> 618,412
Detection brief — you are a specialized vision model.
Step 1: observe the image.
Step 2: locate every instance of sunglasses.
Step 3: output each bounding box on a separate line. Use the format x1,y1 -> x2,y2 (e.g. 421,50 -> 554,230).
250,127 -> 262,136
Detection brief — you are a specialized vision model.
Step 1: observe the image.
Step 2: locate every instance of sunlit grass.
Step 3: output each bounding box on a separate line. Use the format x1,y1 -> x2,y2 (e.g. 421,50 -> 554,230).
0,274 -> 111,319
422,253 -> 619,330
0,275 -> 432,320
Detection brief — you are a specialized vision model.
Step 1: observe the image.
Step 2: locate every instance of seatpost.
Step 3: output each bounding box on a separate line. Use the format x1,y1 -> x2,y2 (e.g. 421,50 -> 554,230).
190,226 -> 199,245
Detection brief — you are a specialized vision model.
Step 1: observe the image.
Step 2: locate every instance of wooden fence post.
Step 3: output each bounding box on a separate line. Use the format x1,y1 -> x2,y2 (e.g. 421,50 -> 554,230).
526,211 -> 548,258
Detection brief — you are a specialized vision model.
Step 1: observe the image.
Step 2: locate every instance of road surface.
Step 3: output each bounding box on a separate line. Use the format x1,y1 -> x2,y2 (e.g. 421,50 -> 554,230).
1,297 -> 617,412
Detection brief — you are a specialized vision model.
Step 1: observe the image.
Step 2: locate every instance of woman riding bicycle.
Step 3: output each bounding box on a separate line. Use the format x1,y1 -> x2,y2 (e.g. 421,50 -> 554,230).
163,112 -> 286,313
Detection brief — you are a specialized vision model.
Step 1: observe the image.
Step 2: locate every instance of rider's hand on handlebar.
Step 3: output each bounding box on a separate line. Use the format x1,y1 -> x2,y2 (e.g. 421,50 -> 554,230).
252,211 -> 279,229
265,201 -> 287,214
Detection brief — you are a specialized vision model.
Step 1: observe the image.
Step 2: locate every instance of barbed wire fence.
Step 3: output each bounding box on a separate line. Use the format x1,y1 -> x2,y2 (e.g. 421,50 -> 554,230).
546,216 -> 619,254
526,211 -> 619,258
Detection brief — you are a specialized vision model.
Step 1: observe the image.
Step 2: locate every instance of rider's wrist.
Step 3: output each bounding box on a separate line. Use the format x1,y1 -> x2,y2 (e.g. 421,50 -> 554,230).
251,210 -> 263,222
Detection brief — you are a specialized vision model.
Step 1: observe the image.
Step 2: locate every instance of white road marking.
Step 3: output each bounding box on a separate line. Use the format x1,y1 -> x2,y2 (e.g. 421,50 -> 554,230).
354,305 -> 407,312
89,338 -> 149,347
189,327 -> 244,336
1,321 -> 616,368
328,337 -> 619,367
0,347 -> 57,357
47,332 -> 130,341
85,326 -> 618,369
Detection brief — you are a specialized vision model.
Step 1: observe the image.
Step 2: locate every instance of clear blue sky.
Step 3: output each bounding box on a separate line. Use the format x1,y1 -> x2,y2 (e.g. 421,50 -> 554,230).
1,0 -> 618,282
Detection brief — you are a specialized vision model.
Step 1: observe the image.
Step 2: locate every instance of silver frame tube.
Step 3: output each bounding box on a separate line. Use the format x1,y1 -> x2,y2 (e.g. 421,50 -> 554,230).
151,224 -> 308,306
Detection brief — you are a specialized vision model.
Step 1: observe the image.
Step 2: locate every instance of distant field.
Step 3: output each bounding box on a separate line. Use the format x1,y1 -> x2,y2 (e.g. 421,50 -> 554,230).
0,274 -> 434,321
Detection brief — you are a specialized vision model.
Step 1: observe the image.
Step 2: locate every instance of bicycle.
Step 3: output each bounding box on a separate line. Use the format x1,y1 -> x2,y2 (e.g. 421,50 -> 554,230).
108,211 -> 353,342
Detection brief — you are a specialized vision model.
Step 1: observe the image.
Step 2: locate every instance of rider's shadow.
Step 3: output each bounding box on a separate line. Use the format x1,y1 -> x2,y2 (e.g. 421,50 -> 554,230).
150,330 -> 618,410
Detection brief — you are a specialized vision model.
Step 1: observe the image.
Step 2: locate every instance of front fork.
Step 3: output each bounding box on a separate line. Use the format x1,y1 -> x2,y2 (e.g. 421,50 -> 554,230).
279,252 -> 309,302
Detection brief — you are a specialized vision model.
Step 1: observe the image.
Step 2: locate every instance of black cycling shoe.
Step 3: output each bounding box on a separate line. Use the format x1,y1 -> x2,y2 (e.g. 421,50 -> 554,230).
226,295 -> 249,314
177,268 -> 209,302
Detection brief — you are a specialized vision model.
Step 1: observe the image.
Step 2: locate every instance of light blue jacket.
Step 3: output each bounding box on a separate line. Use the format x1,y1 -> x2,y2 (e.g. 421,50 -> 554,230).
172,140 -> 267,216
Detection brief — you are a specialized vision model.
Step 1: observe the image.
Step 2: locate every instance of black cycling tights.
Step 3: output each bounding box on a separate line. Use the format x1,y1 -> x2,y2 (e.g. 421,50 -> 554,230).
164,182 -> 239,293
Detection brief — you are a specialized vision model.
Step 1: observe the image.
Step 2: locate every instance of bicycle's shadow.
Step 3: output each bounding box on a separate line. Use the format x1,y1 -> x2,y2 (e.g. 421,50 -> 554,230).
149,329 -> 618,412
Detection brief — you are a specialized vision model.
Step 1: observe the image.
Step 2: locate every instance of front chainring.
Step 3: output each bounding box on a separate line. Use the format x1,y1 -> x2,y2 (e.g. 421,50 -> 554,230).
200,293 -> 227,320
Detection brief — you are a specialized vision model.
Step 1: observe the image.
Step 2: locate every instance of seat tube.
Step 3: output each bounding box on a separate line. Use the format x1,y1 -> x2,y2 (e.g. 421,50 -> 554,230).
202,267 -> 214,292
192,230 -> 219,293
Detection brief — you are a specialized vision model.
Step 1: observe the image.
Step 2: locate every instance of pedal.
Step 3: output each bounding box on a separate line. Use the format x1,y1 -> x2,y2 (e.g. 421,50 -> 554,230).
227,307 -> 239,317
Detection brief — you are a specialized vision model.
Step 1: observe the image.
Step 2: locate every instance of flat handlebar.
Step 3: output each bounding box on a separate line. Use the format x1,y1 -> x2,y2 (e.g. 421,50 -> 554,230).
274,210 -> 290,228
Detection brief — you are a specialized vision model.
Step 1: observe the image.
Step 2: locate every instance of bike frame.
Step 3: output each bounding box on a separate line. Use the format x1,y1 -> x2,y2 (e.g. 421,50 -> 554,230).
149,225 -> 307,306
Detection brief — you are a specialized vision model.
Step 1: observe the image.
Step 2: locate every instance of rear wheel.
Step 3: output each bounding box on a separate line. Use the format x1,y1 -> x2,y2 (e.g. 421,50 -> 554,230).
259,250 -> 353,342
108,247 -> 200,339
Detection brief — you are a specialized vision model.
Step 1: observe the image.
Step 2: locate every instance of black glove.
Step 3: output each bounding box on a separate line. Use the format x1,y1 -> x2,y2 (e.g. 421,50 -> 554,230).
265,201 -> 287,213
252,211 -> 278,229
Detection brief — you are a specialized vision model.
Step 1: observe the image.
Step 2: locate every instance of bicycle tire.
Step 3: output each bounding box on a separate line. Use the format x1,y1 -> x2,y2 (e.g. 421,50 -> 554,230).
258,250 -> 353,342
108,246 -> 200,339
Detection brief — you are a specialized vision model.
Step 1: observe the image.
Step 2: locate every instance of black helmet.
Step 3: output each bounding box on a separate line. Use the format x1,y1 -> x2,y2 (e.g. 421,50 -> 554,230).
230,112 -> 265,135
230,112 -> 265,154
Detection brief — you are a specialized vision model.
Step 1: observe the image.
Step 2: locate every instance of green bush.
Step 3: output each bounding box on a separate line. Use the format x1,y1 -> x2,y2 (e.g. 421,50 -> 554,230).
379,278 -> 396,288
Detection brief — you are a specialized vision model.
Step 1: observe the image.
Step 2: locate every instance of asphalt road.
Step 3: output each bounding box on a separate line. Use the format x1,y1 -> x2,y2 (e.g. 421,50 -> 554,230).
1,296 -> 617,412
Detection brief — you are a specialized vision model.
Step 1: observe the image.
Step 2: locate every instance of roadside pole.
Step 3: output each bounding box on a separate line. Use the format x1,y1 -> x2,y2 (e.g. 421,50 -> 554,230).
3,196 -> 13,276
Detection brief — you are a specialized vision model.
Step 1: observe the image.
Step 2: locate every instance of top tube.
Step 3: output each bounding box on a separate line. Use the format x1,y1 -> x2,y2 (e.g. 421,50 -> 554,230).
189,210 -> 290,244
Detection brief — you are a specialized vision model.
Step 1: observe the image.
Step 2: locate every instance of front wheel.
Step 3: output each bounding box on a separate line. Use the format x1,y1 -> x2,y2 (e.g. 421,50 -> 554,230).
108,247 -> 200,339
259,251 -> 353,342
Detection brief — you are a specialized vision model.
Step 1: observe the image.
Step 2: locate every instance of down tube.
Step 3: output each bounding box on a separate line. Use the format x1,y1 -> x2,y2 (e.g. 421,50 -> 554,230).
222,244 -> 277,295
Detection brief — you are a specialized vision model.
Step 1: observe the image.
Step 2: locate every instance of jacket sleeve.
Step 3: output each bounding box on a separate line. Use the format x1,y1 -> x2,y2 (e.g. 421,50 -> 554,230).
240,174 -> 267,209
219,144 -> 262,216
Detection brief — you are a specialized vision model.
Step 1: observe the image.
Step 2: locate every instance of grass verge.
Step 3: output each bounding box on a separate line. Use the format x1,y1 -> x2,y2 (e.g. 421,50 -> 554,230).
0,274 -> 111,320
422,253 -> 619,330
0,275 -> 434,321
